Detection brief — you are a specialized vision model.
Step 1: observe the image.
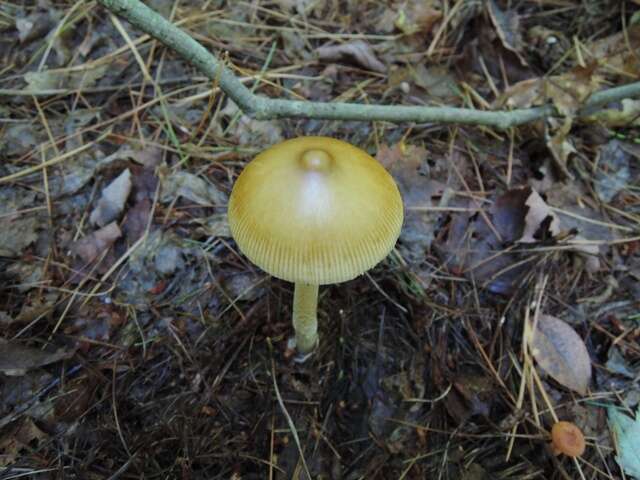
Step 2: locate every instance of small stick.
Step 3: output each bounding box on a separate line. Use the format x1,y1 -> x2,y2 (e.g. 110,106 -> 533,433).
97,0 -> 640,129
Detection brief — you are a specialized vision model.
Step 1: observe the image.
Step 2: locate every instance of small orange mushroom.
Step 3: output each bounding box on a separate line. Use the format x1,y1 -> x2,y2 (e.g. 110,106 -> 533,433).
551,421 -> 586,457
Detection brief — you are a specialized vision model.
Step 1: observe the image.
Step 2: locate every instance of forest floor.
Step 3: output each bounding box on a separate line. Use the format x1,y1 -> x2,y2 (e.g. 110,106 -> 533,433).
1,0 -> 640,479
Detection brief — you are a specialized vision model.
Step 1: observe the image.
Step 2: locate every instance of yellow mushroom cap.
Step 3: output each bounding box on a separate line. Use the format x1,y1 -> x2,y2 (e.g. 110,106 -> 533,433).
228,136 -> 404,285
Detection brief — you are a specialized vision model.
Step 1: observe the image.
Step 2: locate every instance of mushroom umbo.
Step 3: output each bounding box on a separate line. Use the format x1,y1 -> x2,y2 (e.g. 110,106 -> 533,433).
228,136 -> 403,356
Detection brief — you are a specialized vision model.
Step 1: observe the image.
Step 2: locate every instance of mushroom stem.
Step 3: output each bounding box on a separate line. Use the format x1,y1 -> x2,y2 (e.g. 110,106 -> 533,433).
292,283 -> 319,354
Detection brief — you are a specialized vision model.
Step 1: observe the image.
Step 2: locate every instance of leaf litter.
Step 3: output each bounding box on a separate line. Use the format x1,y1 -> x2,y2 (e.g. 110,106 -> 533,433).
316,40 -> 386,73
0,339 -> 74,377
529,314 -> 592,395
0,1 -> 639,478
89,168 -> 132,227
0,188 -> 40,257
608,406 -> 640,479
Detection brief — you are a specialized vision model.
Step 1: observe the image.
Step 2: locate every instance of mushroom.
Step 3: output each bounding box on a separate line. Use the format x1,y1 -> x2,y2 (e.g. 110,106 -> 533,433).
227,136 -> 403,356
551,421 -> 586,457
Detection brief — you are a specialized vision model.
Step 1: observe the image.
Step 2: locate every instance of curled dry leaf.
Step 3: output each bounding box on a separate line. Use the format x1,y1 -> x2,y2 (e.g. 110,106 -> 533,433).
70,221 -> 122,264
518,189 -> 560,243
317,40 -> 386,73
90,169 -> 132,227
529,314 -> 591,395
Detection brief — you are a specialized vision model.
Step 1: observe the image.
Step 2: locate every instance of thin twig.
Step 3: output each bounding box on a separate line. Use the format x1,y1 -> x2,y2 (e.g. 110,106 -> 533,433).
269,351 -> 312,479
97,0 -> 640,129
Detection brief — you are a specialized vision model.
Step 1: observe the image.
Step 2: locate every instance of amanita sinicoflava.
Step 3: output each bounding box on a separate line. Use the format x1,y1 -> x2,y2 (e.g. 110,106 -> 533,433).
227,136 -> 403,357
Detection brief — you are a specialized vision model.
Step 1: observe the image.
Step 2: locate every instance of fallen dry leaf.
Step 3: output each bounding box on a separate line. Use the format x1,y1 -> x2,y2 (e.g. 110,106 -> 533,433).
496,67 -> 602,116
23,65 -> 109,91
437,186 -> 570,294
219,101 -> 283,147
129,145 -> 163,168
317,40 -> 386,73
487,0 -> 527,66
0,188 -> 40,257
0,340 -> 73,376
98,144 -> 164,168
122,198 -> 152,244
70,222 -> 122,264
585,24 -> 640,78
539,180 -> 612,272
519,189 -> 560,243
194,213 -> 231,238
594,140 -> 632,203
393,0 -> 442,36
160,170 -> 227,207
377,142 -> 447,261
412,64 -> 457,99
13,292 -> 59,325
546,119 -> 577,179
530,314 -> 591,395
0,417 -> 48,467
545,65 -> 603,117
608,406 -> 640,479
90,169 -> 132,227
450,372 -> 495,420
0,215 -> 39,257
437,187 -> 531,295
496,78 -> 544,109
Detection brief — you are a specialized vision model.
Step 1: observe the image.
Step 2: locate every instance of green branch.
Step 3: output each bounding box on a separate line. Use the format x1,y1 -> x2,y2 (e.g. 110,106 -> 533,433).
98,0 -> 640,130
